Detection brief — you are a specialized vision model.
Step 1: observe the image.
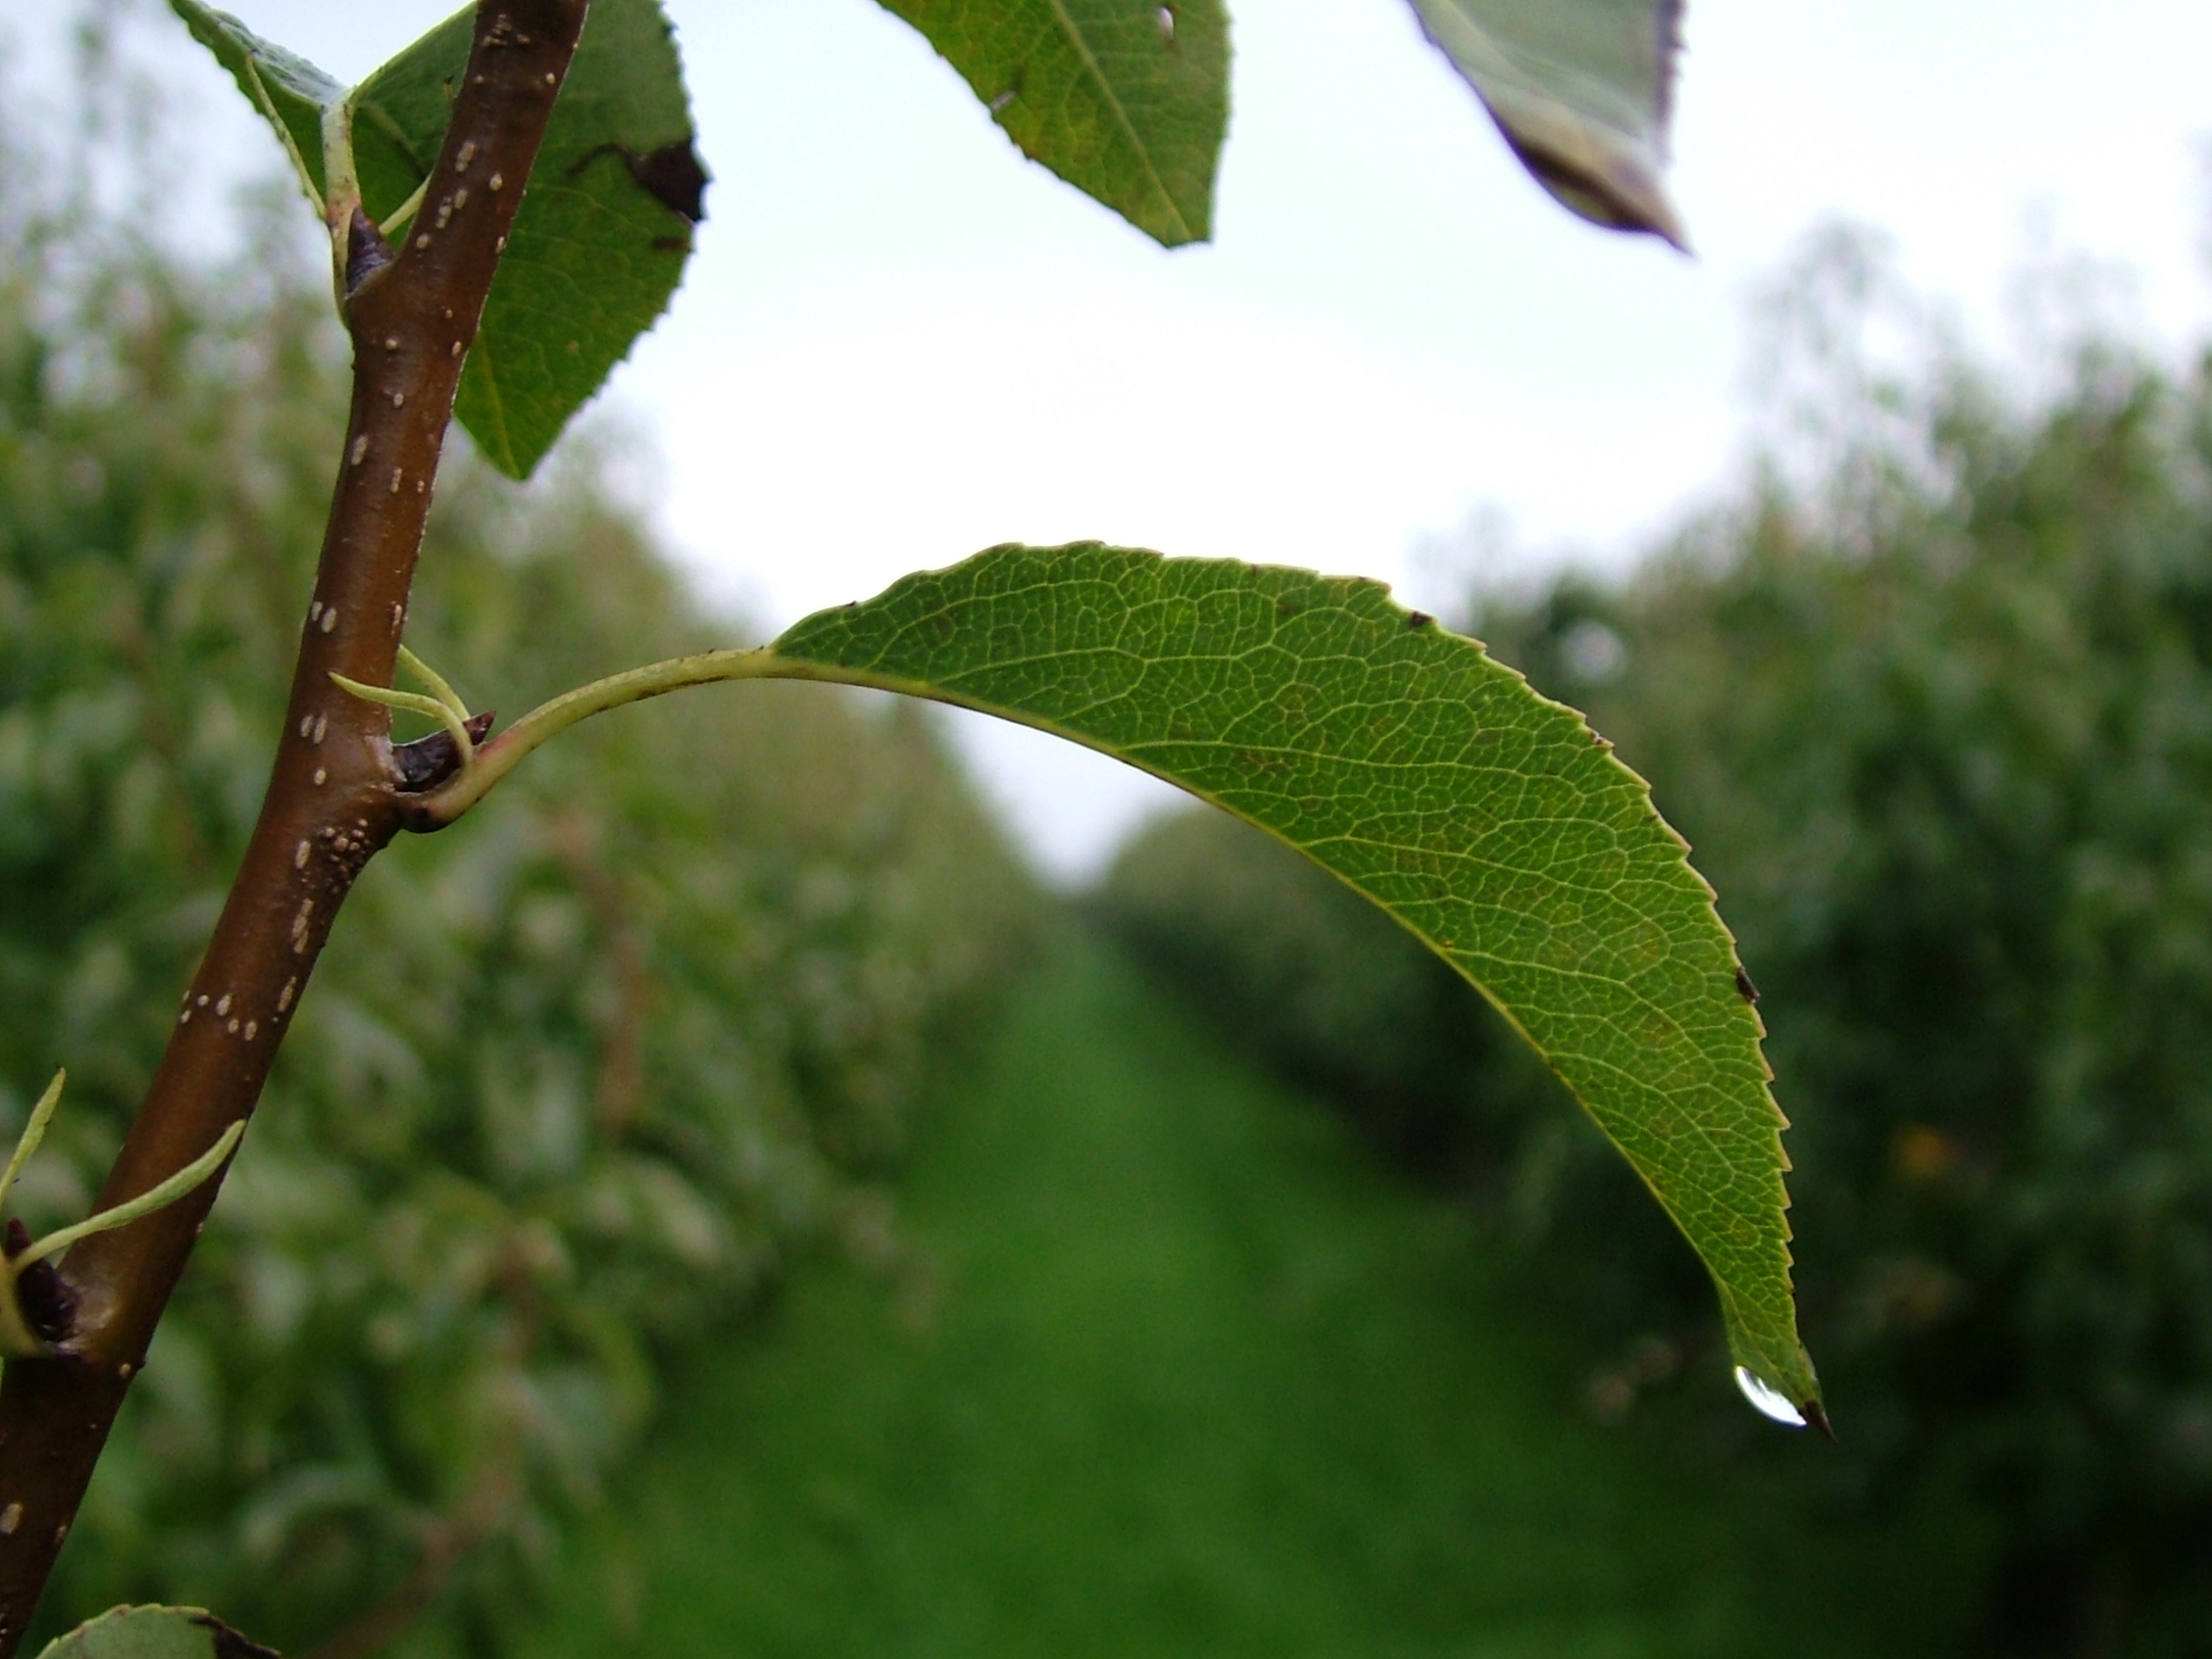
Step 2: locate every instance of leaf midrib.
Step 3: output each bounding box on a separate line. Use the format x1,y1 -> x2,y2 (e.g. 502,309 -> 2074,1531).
1040,0 -> 1191,242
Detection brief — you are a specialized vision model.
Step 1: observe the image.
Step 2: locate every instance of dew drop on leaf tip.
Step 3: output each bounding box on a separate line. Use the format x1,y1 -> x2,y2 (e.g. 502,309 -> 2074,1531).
1733,1365 -> 1807,1428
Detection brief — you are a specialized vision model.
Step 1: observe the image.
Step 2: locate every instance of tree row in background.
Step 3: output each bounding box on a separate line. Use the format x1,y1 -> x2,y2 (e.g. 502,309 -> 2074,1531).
0,151 -> 1038,1654
1101,231 -> 2212,1658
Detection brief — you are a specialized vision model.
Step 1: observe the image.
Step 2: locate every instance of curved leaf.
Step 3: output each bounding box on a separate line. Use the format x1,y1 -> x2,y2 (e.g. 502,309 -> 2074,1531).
168,1 -> 344,203
351,0 -> 706,478
35,1605 -> 277,1659
876,0 -> 1229,247
1406,0 -> 1687,245
766,544 -> 1817,1410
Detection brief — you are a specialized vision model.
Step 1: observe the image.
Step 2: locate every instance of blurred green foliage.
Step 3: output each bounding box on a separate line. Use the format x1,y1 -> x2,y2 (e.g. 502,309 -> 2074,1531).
1103,233 -> 2212,1654
0,154 -> 1035,1655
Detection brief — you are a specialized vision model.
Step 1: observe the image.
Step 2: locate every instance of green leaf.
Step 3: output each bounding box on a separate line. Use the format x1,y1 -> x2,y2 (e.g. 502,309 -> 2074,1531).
875,0 -> 1229,248
34,1605 -> 277,1659
348,0 -> 707,478
767,544 -> 1818,1410
168,0 -> 345,203
1405,0 -> 1687,245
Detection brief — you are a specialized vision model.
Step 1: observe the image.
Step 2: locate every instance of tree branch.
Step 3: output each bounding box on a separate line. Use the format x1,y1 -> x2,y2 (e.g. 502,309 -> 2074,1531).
0,4 -> 590,1647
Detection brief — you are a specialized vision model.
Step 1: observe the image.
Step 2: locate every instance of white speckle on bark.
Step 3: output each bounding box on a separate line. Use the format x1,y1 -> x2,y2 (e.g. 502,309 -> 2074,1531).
350,436 -> 368,466
294,840 -> 309,869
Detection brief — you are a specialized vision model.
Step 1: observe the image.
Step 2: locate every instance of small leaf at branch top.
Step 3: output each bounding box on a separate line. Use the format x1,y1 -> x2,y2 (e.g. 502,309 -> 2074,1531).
34,1605 -> 279,1659
876,0 -> 1229,248
349,0 -> 705,478
768,544 -> 1817,1409
1405,0 -> 1687,245
168,1 -> 345,203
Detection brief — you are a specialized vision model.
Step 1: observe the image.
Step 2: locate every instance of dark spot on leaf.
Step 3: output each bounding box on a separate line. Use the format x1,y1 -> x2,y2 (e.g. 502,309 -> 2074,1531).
631,141 -> 710,222
394,711 -> 496,793
5,1218 -> 78,1348
1407,610 -> 1434,631
568,140 -> 711,224
1734,965 -> 1760,1004
651,235 -> 689,253
190,1613 -> 284,1659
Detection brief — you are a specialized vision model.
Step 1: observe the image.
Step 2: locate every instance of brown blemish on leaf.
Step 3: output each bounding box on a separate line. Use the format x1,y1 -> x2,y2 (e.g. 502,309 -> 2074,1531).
190,1612 -> 284,1659
568,139 -> 711,222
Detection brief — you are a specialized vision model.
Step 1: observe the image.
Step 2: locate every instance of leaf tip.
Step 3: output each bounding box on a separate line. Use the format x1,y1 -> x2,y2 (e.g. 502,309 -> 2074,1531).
1801,1396 -> 1837,1442
1502,129 -> 1689,251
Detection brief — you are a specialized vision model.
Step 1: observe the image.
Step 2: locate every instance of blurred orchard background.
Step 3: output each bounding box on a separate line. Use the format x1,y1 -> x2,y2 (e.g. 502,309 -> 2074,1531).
9,0 -> 2212,1654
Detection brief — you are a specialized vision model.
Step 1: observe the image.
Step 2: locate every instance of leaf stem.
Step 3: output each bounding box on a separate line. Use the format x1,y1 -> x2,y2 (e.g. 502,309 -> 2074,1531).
15,1122 -> 245,1272
398,645 -> 473,727
378,176 -> 430,238
410,648 -> 772,824
0,1074 -> 65,1221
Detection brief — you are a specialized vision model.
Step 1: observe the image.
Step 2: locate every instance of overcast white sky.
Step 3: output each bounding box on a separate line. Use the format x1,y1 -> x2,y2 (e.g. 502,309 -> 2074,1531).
23,0 -> 2212,878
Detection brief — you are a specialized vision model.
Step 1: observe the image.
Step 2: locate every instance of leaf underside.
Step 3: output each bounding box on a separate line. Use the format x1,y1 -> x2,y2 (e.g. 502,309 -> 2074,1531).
169,1 -> 345,202
769,544 -> 1817,1407
1404,0 -> 1687,245
34,1605 -> 275,1659
350,0 -> 703,478
875,0 -> 1229,248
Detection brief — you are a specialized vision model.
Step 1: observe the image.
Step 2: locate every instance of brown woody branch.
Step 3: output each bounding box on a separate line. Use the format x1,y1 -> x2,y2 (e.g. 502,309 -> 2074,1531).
0,3 -> 589,1647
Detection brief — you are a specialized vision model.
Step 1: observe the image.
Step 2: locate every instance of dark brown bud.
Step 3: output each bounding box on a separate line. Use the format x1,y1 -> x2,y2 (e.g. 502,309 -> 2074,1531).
5,1219 -> 79,1349
346,207 -> 397,297
394,711 -> 496,793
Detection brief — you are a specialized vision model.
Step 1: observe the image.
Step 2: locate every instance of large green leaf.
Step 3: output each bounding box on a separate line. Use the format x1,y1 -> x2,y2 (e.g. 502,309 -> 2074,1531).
1406,0 -> 1686,245
350,0 -> 704,478
168,1 -> 345,203
764,544 -> 1818,1411
876,0 -> 1229,248
35,1606 -> 276,1659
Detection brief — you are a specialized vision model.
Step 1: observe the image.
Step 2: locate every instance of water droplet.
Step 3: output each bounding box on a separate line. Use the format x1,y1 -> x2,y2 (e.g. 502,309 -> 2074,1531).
1733,1365 -> 1807,1428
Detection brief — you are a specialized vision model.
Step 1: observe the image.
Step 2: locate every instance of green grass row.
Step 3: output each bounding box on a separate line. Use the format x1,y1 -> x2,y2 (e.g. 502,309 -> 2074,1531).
513,933 -> 1988,1657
